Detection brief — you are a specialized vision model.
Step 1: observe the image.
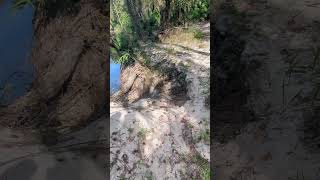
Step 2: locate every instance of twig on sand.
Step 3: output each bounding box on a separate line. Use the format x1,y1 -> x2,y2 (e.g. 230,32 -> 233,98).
288,11 -> 303,25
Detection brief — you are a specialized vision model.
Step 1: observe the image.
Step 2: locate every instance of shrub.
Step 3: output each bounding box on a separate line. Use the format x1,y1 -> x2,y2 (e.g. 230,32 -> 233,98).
188,0 -> 209,21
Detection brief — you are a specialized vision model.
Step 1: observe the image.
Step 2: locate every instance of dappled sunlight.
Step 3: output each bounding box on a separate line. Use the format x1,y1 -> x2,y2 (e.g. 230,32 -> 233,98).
159,23 -> 210,52
134,112 -> 152,129
142,117 -> 172,158
110,16 -> 210,179
149,42 -> 210,71
110,93 -> 210,178
111,96 -> 209,178
119,111 -> 127,123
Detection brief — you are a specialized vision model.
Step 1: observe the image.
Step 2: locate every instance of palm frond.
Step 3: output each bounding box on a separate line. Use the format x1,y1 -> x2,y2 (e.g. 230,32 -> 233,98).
11,0 -> 34,10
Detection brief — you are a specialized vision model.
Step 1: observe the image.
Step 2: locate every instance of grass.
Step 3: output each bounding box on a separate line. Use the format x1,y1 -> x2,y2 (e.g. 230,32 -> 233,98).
192,28 -> 205,39
192,153 -> 210,180
165,47 -> 176,55
137,128 -> 149,140
198,129 -> 210,143
198,43 -> 206,49
159,26 -> 204,47
187,122 -> 194,129
134,50 -> 151,66
179,153 -> 210,180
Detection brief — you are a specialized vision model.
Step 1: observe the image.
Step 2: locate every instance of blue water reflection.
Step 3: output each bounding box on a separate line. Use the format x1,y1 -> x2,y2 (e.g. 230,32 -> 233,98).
0,0 -> 34,105
110,58 -> 120,95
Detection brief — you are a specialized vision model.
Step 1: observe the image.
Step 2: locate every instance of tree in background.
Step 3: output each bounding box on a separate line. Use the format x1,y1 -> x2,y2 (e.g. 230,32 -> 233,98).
111,0 -> 209,64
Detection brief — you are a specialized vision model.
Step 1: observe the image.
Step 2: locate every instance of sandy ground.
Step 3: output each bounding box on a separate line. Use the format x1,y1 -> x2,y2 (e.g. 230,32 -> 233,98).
0,116 -> 108,180
212,0 -> 320,179
110,22 -> 210,179
268,0 -> 320,22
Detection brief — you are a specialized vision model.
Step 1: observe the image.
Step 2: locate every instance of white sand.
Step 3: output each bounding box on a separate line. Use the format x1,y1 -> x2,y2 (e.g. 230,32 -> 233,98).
110,22 -> 210,179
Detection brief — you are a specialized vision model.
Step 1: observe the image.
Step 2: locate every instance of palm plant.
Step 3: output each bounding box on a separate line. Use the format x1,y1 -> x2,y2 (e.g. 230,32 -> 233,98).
11,0 -> 35,10
11,0 -> 51,10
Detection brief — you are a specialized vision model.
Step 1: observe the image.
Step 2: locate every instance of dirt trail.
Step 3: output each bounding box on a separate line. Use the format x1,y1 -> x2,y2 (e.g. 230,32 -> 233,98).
110,22 -> 210,179
0,116 -> 108,180
212,0 -> 320,179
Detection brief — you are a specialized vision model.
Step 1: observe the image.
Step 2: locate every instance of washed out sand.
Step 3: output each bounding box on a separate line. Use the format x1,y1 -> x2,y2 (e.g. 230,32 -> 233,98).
110,22 -> 210,179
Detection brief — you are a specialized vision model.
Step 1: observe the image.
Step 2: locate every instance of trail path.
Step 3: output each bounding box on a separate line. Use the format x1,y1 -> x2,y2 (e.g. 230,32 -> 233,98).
0,116 -> 108,180
110,22 -> 210,179
212,0 -> 320,179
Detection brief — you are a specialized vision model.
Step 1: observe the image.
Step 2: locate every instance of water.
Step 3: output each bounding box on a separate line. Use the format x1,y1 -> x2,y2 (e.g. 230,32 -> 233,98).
110,58 -> 121,95
0,0 -> 34,105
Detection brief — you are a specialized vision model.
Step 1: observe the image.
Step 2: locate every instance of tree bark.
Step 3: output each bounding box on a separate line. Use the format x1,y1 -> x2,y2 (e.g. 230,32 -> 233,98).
160,0 -> 171,30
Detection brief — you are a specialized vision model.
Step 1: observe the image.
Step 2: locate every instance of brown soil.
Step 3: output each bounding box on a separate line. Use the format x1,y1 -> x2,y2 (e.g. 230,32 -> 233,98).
0,0 -> 108,139
212,0 -> 320,179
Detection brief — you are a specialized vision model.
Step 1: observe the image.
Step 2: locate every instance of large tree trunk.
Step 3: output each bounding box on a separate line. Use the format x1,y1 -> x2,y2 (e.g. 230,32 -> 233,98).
125,0 -> 142,36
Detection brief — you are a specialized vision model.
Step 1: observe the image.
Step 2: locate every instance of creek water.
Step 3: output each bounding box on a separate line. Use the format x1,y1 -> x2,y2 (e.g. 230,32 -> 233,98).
0,0 -> 34,105
110,58 -> 120,95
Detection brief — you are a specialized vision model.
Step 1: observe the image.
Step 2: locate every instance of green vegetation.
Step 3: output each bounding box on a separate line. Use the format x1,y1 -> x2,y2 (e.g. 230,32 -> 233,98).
128,127 -> 134,133
12,0 -> 63,10
188,0 -> 209,21
14,0 -> 209,65
180,153 -> 210,180
194,154 -> 210,180
198,129 -> 210,143
135,51 -> 152,65
137,159 -> 144,166
159,26 -> 207,48
137,128 -> 149,140
165,47 -> 175,55
12,0 -> 38,9
119,174 -> 126,180
11,0 -> 82,18
111,0 -> 137,64
187,122 -> 194,129
192,28 -> 205,39
111,0 -> 209,64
